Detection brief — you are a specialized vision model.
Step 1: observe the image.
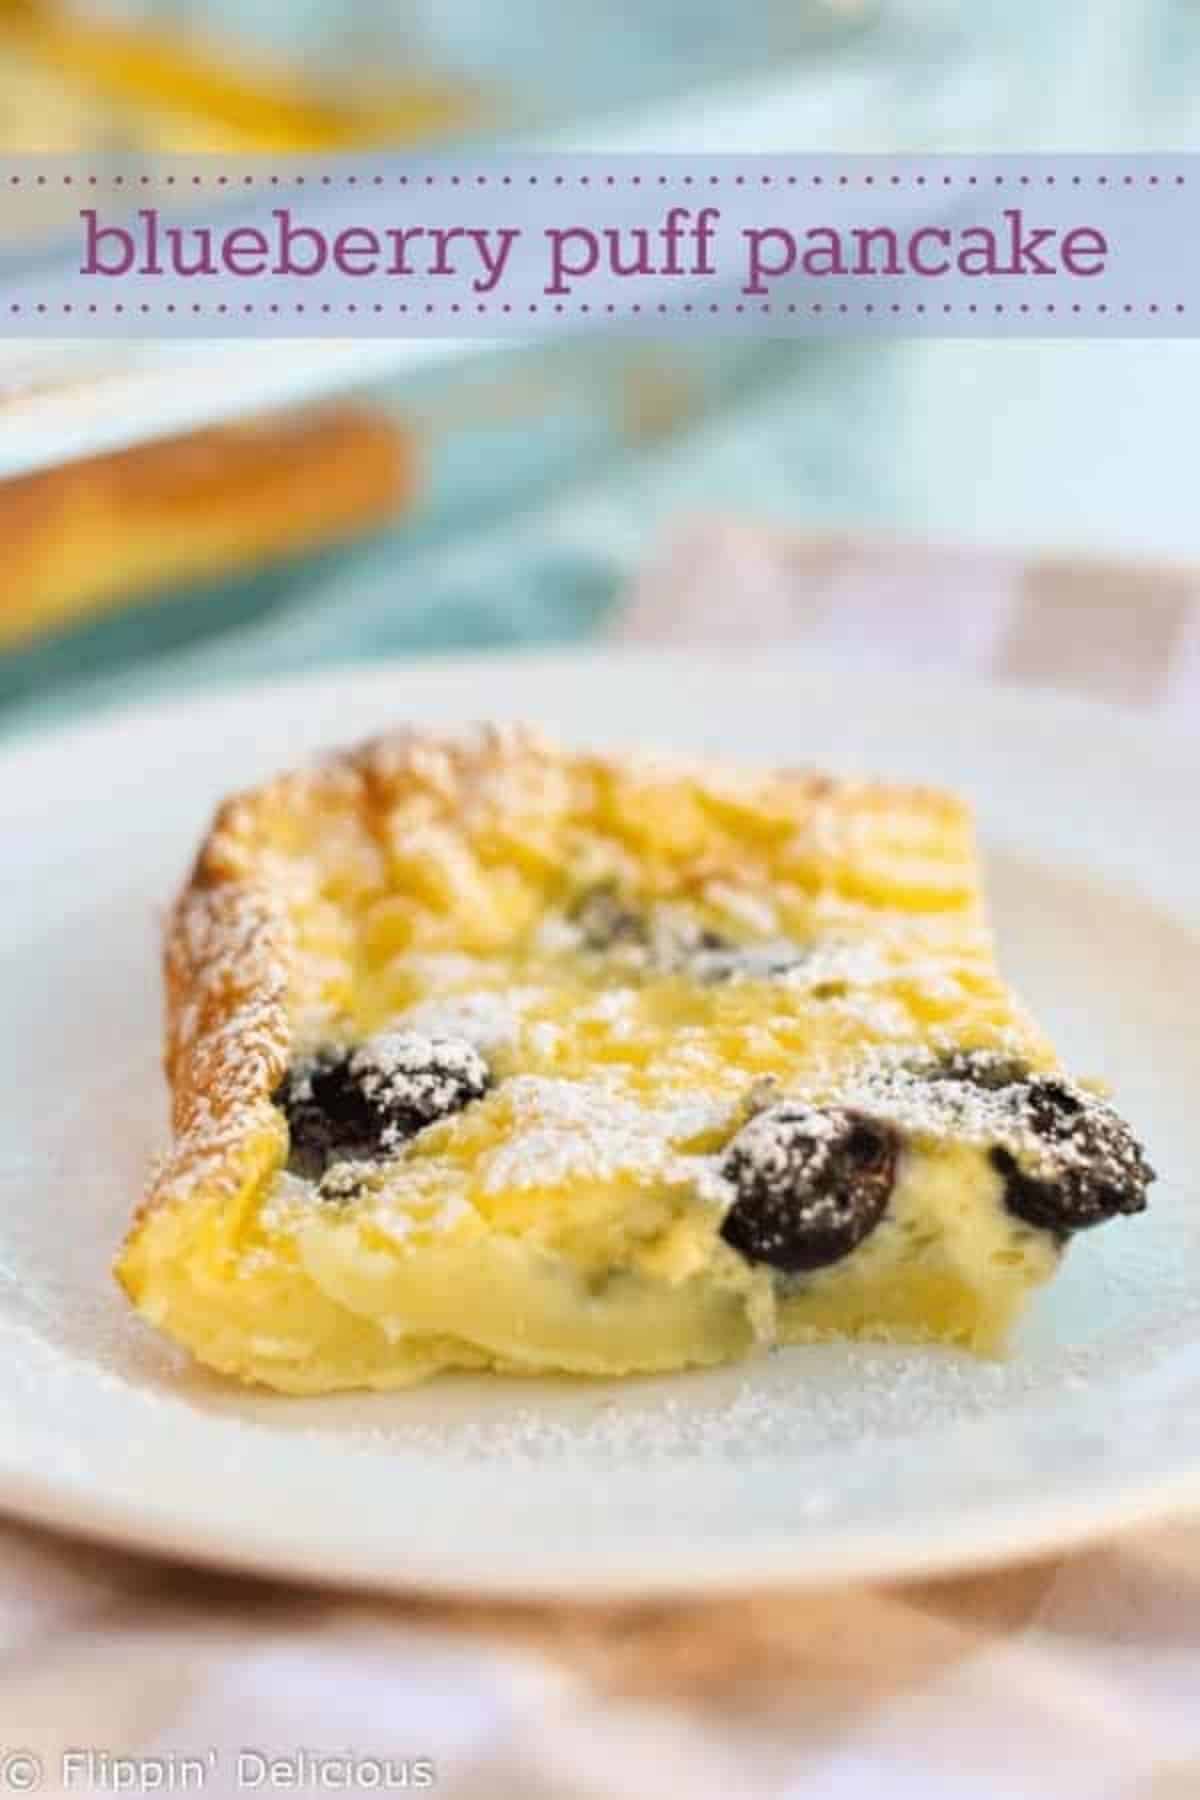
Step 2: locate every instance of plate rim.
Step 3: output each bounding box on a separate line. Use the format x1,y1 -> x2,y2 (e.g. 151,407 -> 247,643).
3,642 -> 1198,769
5,1448 -> 1200,1600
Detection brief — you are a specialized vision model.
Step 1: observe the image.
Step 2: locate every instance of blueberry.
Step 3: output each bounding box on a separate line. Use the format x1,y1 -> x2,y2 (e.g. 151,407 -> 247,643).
275,1031 -> 489,1179
317,1163 -> 372,1206
695,927 -> 737,952
1022,1077 -> 1088,1139
930,1048 -> 1034,1091
273,1046 -> 352,1180
691,942 -> 805,985
991,1077 -> 1154,1234
570,886 -> 735,969
570,887 -> 650,952
719,1103 -> 899,1273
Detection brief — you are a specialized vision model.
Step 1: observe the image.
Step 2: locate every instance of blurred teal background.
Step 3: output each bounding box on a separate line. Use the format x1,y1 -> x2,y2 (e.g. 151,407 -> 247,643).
6,0 -> 1200,737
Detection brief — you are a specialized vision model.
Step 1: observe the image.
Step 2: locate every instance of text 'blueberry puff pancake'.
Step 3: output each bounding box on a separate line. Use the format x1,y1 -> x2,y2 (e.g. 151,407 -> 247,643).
116,726 -> 1154,1392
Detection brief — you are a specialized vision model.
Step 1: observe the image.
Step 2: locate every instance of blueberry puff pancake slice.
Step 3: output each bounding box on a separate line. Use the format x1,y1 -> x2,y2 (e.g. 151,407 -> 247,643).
116,726 -> 1154,1392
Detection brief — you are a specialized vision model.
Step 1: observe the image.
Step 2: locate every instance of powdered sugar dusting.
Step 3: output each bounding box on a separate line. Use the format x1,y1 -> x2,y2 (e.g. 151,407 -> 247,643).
347,1331 -> 1159,1472
480,1076 -> 733,1193
135,882 -> 291,1227
394,988 -> 540,1053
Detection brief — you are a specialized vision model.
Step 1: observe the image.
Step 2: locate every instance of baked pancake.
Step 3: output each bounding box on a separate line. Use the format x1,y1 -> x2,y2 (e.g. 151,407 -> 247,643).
0,406 -> 413,653
116,727 -> 1154,1392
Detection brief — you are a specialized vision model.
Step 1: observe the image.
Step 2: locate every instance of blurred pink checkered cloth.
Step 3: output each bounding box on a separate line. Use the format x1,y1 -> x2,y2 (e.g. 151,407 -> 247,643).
618,520 -> 1200,727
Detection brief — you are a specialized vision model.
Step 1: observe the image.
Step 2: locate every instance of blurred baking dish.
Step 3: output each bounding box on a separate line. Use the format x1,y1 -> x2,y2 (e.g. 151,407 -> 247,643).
0,0 -> 479,150
0,403 -> 414,651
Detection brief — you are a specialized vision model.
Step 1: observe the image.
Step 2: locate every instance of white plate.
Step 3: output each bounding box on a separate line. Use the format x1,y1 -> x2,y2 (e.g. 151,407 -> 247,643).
2,651 -> 1198,1597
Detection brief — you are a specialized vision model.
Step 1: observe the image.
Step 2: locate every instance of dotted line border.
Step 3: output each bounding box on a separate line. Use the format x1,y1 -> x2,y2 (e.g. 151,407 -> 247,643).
0,171 -> 1191,189
15,301 -> 1186,318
